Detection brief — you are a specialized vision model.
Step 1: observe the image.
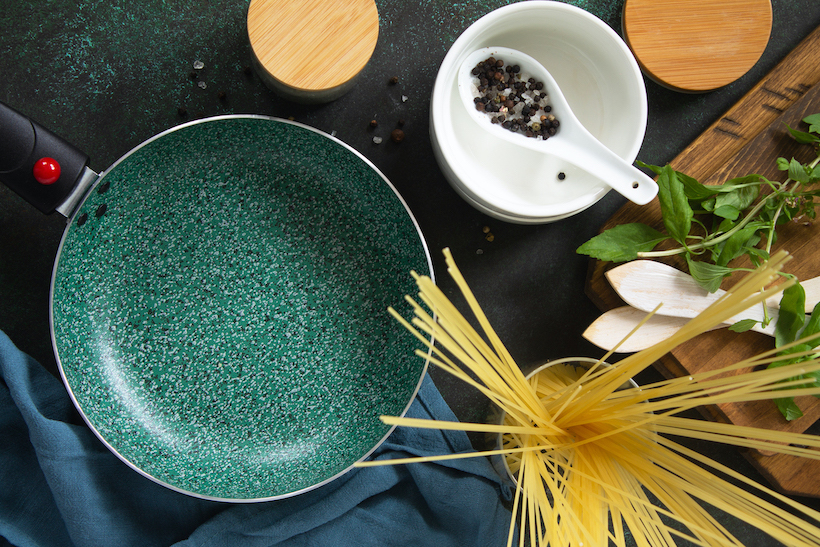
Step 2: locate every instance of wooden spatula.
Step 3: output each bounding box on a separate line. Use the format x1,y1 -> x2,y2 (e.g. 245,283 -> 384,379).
584,261 -> 820,352
606,260 -> 820,319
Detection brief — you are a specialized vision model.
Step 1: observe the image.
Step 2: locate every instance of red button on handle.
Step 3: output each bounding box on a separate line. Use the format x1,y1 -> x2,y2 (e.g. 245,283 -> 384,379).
33,157 -> 61,185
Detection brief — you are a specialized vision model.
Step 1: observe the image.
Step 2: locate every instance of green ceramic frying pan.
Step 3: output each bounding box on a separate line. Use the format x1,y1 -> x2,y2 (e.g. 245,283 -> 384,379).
0,102 -> 431,501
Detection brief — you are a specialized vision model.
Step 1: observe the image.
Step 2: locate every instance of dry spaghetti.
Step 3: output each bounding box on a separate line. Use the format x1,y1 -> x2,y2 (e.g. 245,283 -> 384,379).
354,248 -> 820,547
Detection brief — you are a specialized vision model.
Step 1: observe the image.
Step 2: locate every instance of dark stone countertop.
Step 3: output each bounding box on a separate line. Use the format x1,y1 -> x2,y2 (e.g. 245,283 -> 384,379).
2,1 -> 820,544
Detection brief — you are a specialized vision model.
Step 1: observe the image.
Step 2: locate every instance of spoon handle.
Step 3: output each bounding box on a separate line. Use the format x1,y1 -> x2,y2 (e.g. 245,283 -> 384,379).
546,127 -> 657,205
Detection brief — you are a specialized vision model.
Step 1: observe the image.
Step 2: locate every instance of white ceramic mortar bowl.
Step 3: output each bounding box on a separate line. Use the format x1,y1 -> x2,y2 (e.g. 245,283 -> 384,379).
430,1 -> 648,223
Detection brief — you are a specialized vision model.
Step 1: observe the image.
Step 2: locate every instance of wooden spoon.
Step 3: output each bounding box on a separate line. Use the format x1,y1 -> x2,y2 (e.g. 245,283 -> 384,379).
585,261 -> 820,352
582,306 -> 706,353
583,304 -> 777,354
606,260 -> 820,320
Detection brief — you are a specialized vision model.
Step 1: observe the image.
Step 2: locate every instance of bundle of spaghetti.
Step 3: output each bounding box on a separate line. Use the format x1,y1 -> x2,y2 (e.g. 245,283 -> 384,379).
354,248 -> 820,547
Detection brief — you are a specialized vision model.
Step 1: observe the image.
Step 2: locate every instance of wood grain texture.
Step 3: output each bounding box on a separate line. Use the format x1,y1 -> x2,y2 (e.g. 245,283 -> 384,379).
585,25 -> 820,497
247,0 -> 378,91
623,0 -> 772,91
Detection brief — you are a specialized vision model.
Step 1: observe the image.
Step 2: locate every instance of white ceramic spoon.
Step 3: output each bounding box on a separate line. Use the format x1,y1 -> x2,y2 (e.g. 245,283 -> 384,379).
457,46 -> 658,206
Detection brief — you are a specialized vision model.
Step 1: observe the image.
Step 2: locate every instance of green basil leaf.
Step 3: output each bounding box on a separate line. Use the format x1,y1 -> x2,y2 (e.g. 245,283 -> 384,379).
774,343 -> 814,364
679,173 -> 720,201
576,223 -> 666,262
776,283 -> 806,348
713,204 -> 741,221
745,246 -> 768,267
804,113 -> 820,133
636,161 -> 663,175
810,163 -> 820,183
712,176 -> 761,214
788,158 -> 812,183
776,157 -> 791,171
728,319 -> 758,333
701,197 -> 716,212
656,165 -> 693,244
797,301 -> 820,348
715,223 -> 763,267
774,397 -> 804,421
686,257 -> 732,293
717,217 -> 738,232
786,125 -> 820,145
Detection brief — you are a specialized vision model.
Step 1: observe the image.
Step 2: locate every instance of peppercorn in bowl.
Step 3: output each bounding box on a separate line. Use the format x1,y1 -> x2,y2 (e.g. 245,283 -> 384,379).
430,1 -> 648,223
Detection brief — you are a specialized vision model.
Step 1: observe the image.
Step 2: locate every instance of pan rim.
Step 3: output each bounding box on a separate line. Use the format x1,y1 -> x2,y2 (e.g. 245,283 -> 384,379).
48,114 -> 433,502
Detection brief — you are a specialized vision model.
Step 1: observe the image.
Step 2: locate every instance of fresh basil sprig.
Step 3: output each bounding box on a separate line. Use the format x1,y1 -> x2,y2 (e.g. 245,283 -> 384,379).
577,113 -> 820,420
578,113 -> 820,277
769,282 -> 820,421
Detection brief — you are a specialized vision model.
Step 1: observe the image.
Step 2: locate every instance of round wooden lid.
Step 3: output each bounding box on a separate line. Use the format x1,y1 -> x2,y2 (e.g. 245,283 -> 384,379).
623,0 -> 772,92
247,0 -> 379,99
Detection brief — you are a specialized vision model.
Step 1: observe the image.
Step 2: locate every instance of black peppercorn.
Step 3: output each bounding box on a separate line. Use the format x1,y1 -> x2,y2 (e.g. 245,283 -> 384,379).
468,55 -> 559,140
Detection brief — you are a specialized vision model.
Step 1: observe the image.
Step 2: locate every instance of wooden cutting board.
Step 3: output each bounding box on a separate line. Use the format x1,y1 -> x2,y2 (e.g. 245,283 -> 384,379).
585,25 -> 820,497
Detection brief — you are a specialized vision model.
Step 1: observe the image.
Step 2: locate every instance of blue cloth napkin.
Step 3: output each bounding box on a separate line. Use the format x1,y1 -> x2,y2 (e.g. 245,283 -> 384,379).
0,330 -> 514,547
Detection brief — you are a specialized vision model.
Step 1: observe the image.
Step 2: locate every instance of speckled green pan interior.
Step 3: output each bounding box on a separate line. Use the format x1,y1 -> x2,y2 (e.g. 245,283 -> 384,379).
51,117 -> 430,501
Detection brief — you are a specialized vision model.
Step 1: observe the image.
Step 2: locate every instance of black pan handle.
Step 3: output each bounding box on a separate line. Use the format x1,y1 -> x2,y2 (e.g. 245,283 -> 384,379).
0,100 -> 90,214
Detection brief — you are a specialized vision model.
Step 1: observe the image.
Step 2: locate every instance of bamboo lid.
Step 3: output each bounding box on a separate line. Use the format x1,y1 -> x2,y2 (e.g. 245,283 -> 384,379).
622,0 -> 772,92
247,0 -> 379,103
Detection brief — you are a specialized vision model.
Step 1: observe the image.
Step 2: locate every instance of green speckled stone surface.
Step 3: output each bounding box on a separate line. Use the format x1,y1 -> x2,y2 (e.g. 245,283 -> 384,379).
51,117 -> 430,501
